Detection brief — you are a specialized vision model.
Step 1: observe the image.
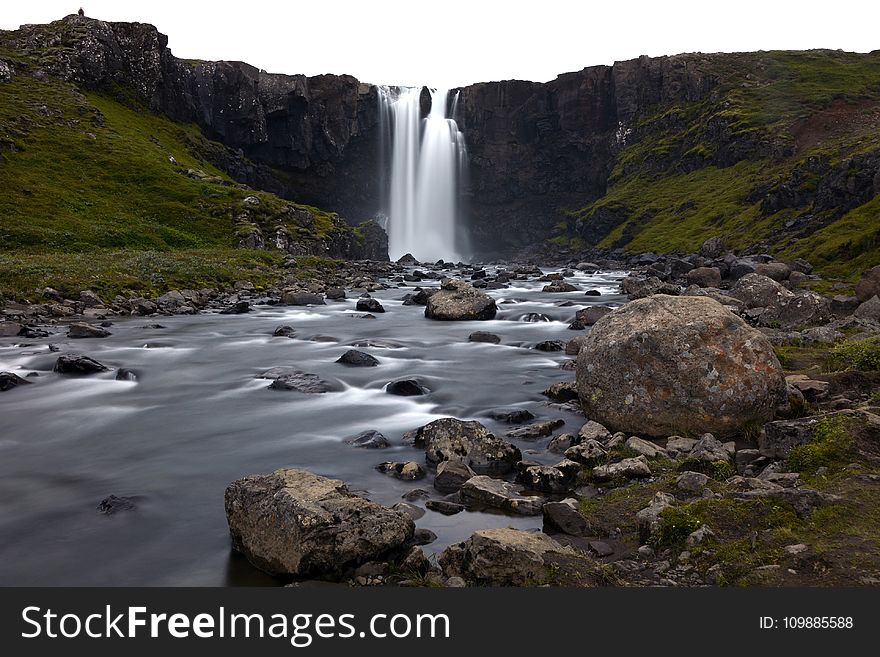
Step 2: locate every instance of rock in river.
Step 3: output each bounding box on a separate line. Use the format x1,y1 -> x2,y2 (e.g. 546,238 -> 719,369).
224,468 -> 414,577
336,349 -> 379,367
67,322 -> 111,338
576,294 -> 787,438
425,280 -> 497,321
0,371 -> 32,392
258,367 -> 339,393
53,355 -> 110,376
386,379 -> 427,396
417,418 -> 522,475
356,298 -> 385,313
344,430 -> 389,449
459,475 -> 544,515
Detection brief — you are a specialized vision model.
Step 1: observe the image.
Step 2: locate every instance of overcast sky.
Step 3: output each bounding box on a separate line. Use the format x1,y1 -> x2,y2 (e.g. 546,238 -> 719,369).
2,1 -> 878,88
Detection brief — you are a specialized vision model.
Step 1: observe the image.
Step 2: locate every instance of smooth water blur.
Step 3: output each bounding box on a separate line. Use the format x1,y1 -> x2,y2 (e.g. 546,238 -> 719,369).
0,269 -> 626,585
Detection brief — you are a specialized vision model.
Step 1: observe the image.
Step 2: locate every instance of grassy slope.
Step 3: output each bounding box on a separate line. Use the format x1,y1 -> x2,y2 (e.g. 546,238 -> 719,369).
0,57 -> 342,301
569,50 -> 880,277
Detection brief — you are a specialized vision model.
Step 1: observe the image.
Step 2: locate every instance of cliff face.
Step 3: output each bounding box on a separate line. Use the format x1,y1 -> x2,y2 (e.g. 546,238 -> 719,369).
3,15 -> 879,272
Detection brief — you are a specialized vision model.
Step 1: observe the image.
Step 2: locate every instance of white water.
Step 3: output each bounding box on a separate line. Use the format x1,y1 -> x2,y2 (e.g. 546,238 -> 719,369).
379,87 -> 467,262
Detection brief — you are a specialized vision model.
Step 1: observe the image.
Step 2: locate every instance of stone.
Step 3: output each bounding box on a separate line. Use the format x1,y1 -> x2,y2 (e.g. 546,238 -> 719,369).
576,262 -> 600,272
344,430 -> 389,449
700,236 -> 726,259
621,276 -> 680,299
53,355 -> 109,376
625,436 -> 666,458
758,411 -> 877,458
438,528 -> 575,586
855,265 -> 880,302
565,335 -> 589,355
398,546 -> 430,574
468,331 -> 501,344
412,528 -> 438,546
391,502 -> 425,520
578,420 -> 612,443
676,471 -> 710,494
219,300 -> 250,314
686,524 -> 716,547
587,541 -> 614,557
760,292 -> 832,329
0,321 -> 23,337
831,295 -> 860,318
273,325 -> 296,338
534,340 -> 565,352
336,349 -> 379,367
666,436 -> 698,456
444,576 -> 466,588
418,418 -> 522,475
377,461 -> 425,481
115,368 -> 138,381
636,492 -> 675,544
261,369 -> 338,393
97,495 -> 136,515
224,468 -> 413,576
281,291 -> 325,306
0,371 -> 33,392
325,288 -> 346,300
459,476 -> 544,515
686,267 -> 722,288
729,273 -> 793,309
425,280 -> 497,321
542,382 -> 579,402
543,281 -> 578,293
854,296 -> 880,322
486,408 -> 535,424
576,295 -> 787,438
425,500 -> 465,515
548,433 -> 578,453
786,374 -> 830,402
433,460 -> 476,494
386,379 -> 427,396
688,433 -> 731,464
543,498 -> 591,536
67,322 -> 111,338
592,456 -> 652,481
506,419 -> 565,440
755,262 -> 792,282
568,306 -> 613,330
564,439 -> 607,466
356,298 -> 385,313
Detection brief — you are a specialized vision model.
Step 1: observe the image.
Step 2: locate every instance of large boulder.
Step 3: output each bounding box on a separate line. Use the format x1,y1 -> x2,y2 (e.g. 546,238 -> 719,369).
855,265 -> 880,302
458,476 -> 544,515
438,528 -> 578,586
224,468 -> 414,577
686,267 -> 722,288
576,295 -> 787,438
759,292 -> 832,329
425,280 -> 497,320
417,418 -> 521,475
729,273 -> 793,309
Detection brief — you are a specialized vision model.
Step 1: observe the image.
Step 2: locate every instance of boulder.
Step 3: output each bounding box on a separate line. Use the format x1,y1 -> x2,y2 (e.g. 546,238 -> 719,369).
543,281 -> 578,293
425,500 -> 465,515
224,468 -> 414,577
625,436 -> 666,458
542,382 -> 579,402
576,295 -> 787,438
459,476 -> 544,515
219,301 -> 250,314
505,418 -> 565,440
282,291 -> 325,306
854,296 -> 880,322
568,305 -> 613,330
433,460 -> 476,494
356,298 -> 385,313
386,379 -> 427,396
425,280 -> 497,321
622,276 -> 680,299
759,292 -> 832,329
686,267 -> 722,288
258,368 -> 339,393
344,430 -> 389,449
592,456 -> 652,481
564,439 -> 607,466
729,273 -> 793,309
688,433 -> 731,464
0,321 -> 23,337
336,349 -> 379,367
578,420 -> 612,443
376,461 -> 425,481
700,236 -> 726,259
439,528 -> 575,586
755,262 -> 792,282
565,335 -> 588,355
273,325 -> 296,338
486,408 -> 535,424
67,322 -> 111,338
636,492 -> 675,544
855,265 -> 880,302
676,471 -> 710,494
542,498 -> 591,536
418,418 -> 522,475
0,371 -> 32,392
534,340 -> 565,352
53,355 -> 109,376
516,460 -> 580,493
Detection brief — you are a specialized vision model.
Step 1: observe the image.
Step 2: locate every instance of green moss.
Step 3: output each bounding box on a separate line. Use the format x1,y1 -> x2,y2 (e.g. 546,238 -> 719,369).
648,506 -> 703,549
824,336 -> 880,372
787,416 -> 854,474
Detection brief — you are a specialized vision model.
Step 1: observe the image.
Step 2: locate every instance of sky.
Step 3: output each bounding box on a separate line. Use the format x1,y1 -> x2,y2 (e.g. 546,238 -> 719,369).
2,1 -> 878,88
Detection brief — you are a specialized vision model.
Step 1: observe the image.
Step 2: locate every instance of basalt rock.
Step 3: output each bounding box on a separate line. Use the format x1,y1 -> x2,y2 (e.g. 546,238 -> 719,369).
418,418 -> 522,475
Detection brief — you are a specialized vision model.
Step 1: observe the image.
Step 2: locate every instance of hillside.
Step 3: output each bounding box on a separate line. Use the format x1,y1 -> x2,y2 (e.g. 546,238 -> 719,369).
0,19 -> 378,302
558,50 -> 880,277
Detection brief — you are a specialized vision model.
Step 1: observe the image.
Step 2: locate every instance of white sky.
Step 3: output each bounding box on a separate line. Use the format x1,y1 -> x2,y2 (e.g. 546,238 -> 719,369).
2,1 -> 878,88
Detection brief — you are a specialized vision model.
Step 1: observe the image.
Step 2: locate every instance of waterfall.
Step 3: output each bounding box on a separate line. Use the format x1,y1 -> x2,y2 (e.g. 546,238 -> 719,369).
378,86 -> 467,263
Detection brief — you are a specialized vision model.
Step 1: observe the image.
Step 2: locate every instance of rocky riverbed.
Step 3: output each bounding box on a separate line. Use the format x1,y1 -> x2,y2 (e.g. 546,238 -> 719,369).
1,244 -> 879,587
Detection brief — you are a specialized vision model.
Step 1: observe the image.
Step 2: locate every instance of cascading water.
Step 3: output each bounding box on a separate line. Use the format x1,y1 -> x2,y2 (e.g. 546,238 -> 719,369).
378,87 -> 467,262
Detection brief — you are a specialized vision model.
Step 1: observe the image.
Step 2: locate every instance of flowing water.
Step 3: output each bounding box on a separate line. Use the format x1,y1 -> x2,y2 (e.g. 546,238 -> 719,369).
0,268 -> 626,585
380,87 -> 467,262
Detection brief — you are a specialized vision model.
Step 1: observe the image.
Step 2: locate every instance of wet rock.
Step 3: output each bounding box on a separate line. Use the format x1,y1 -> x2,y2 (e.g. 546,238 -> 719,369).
282,291 -> 325,306
686,267 -> 722,288
262,369 -> 339,393
636,492 -> 675,544
564,439 -> 607,466
97,495 -> 137,515
535,340 -> 565,352
506,418 -> 565,440
568,305 -> 613,330
224,468 -> 414,577
377,461 -> 426,481
344,430 -> 389,449
67,322 -> 111,338
542,498 -> 591,536
676,471 -> 710,494
326,288 -> 346,300
397,253 -> 418,266
439,528 -> 575,586
53,354 -> 109,376
543,281 -> 578,293
425,500 -> 465,515
576,294 -> 787,438
592,456 -> 652,481
522,312 -> 552,322
219,300 -> 251,314
356,298 -> 385,313
115,368 -> 138,382
468,331 -> 501,344
459,476 -> 544,515
433,460 -> 476,494
516,460 -> 580,493
336,349 -> 379,367
391,502 -> 425,520
386,379 -> 427,396
0,321 -> 24,337
542,382 -> 579,402
0,371 -> 32,391
425,280 -> 497,321
273,325 -> 296,338
402,489 -> 430,502
486,408 -> 536,424
419,418 -> 522,475
412,528 -> 438,546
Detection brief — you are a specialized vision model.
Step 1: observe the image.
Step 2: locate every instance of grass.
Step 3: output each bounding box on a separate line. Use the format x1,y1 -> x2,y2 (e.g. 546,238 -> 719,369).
787,416 -> 854,475
824,336 -> 880,372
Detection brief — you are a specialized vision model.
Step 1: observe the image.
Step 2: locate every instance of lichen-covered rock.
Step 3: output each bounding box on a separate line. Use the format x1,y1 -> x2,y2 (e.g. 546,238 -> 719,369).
729,273 -> 793,309
418,418 -> 521,475
576,295 -> 787,438
425,280 -> 497,320
458,476 -> 544,515
224,468 -> 414,577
